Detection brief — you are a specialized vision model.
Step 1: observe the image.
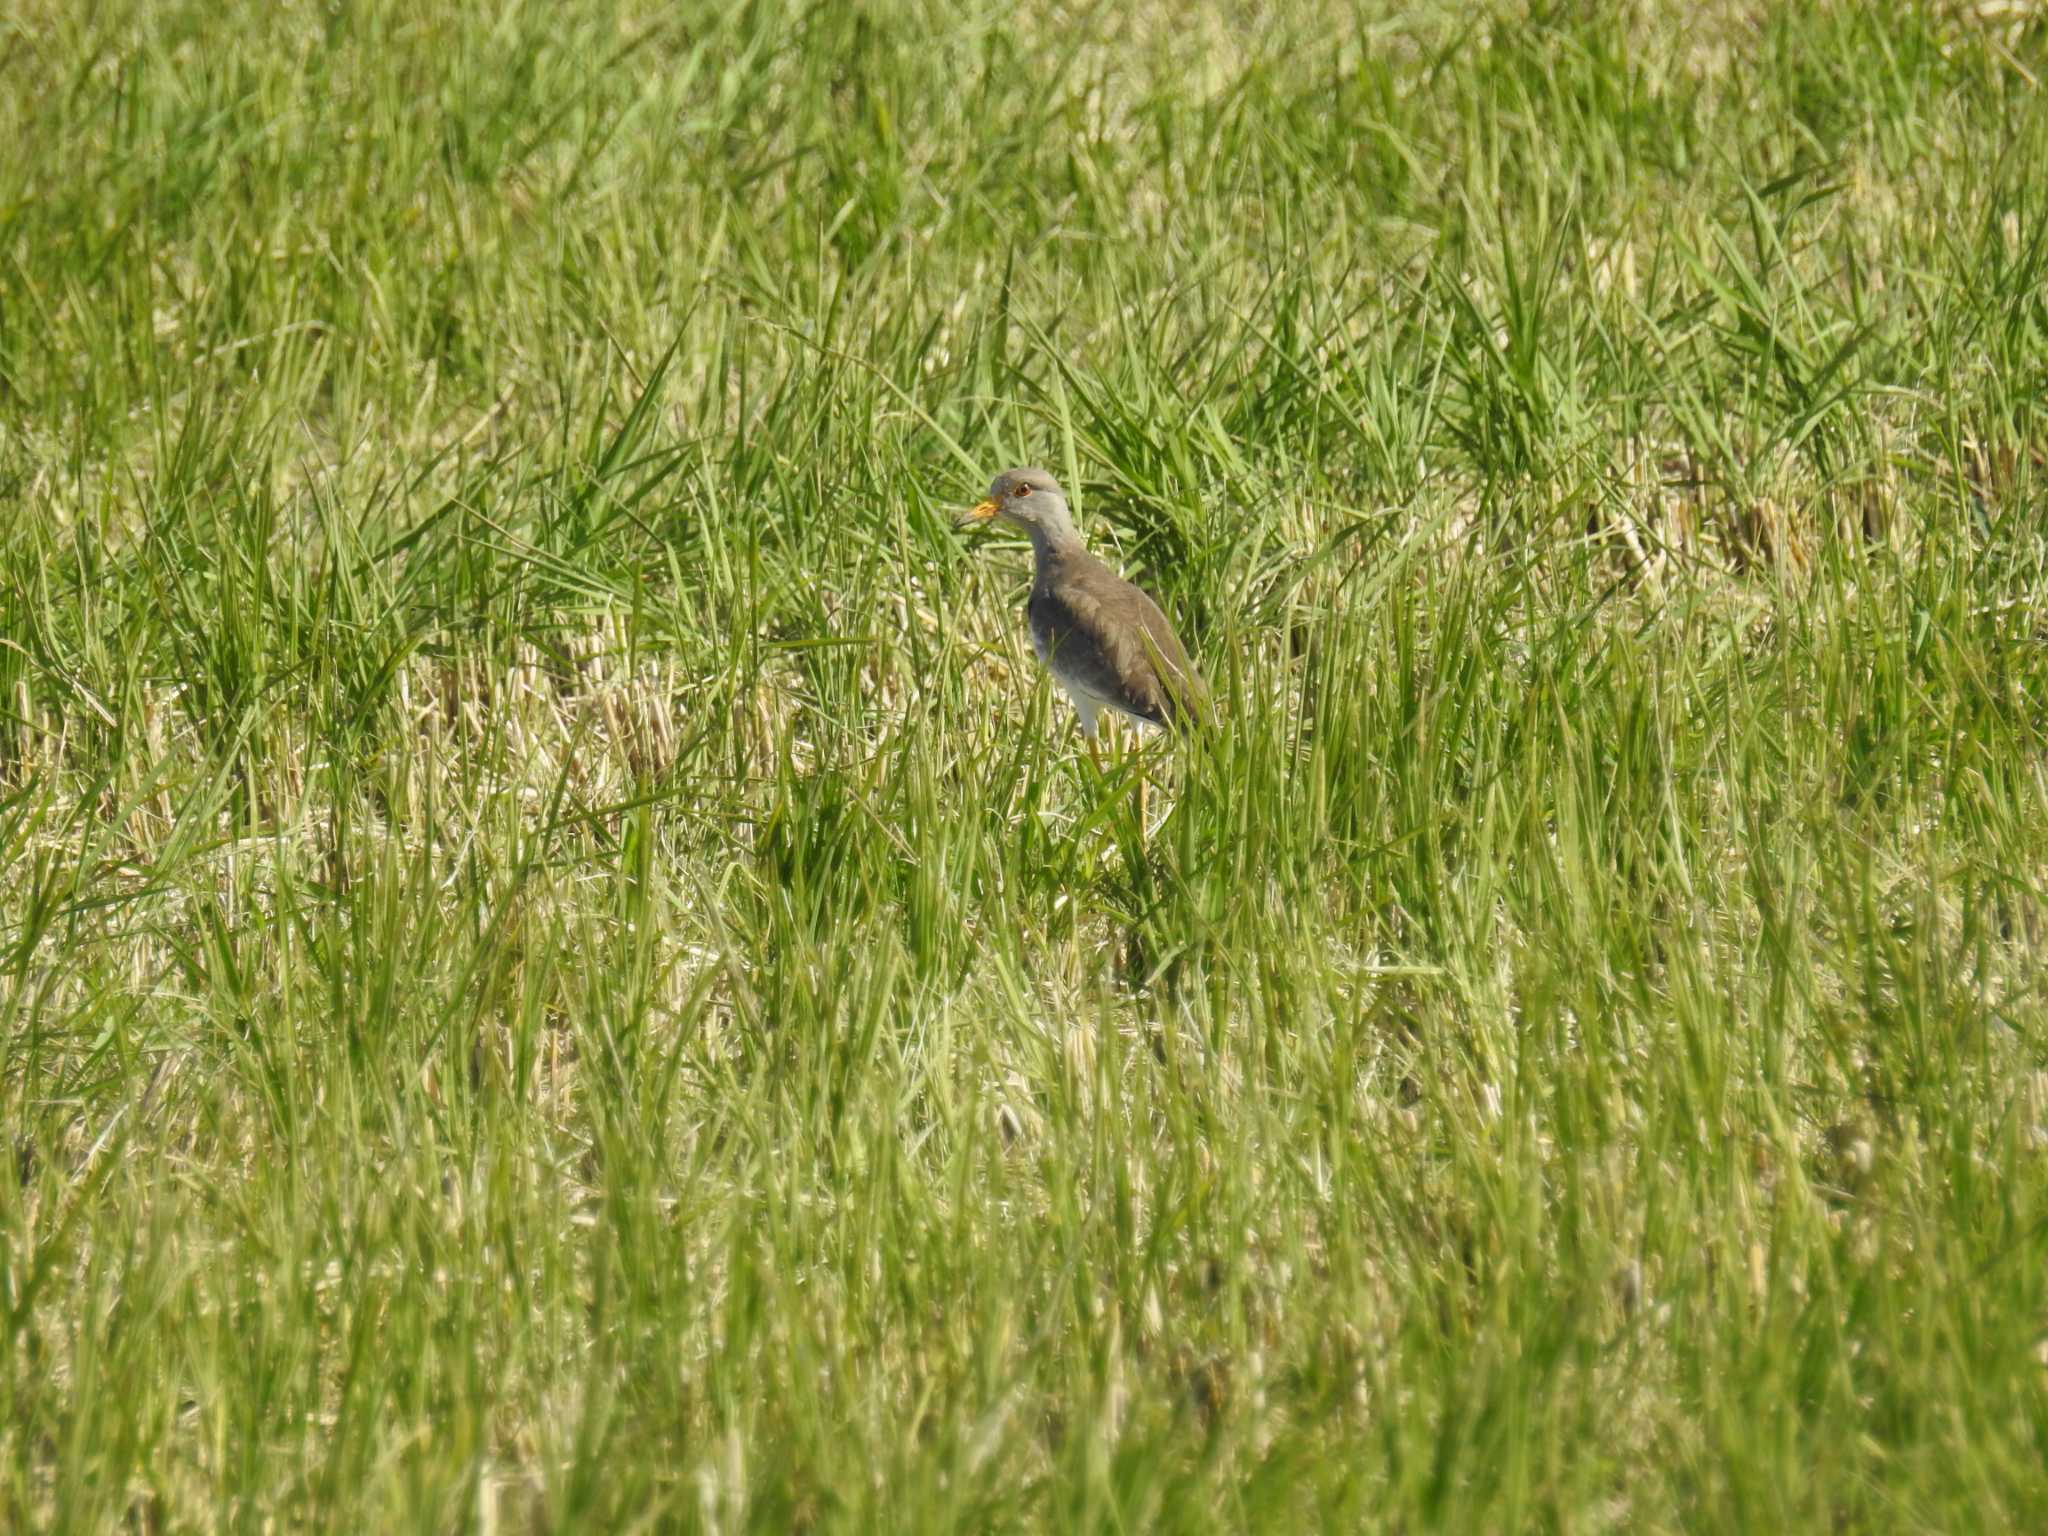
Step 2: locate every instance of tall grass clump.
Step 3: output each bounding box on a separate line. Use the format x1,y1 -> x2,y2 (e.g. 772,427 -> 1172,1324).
3,0 -> 2046,1529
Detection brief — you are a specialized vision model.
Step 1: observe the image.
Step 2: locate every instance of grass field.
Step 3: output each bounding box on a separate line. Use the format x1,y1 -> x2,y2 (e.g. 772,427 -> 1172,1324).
5,0 -> 2048,1529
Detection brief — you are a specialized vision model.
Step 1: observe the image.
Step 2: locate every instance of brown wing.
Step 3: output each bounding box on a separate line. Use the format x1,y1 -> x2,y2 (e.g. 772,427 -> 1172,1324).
1029,556 -> 1208,728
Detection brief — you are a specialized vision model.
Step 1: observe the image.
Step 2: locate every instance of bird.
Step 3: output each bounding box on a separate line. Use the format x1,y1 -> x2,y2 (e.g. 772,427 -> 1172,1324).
960,467 -> 1207,777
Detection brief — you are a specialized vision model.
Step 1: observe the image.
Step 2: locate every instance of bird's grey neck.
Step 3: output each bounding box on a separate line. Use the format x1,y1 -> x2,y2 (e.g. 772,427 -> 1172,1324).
1025,517 -> 1085,574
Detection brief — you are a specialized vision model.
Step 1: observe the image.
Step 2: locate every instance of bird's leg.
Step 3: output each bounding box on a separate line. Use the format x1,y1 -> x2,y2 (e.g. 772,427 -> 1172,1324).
1084,723 -> 1103,774
1104,717 -> 1144,845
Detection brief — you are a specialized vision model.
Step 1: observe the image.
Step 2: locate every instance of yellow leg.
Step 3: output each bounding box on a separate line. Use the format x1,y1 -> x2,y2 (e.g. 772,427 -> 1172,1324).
1103,716 -> 1145,846
1083,715 -> 1146,844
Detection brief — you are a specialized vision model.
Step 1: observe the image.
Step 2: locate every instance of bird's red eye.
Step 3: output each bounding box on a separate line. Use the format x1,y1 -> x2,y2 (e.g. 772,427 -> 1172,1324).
1011,483 -> 1032,496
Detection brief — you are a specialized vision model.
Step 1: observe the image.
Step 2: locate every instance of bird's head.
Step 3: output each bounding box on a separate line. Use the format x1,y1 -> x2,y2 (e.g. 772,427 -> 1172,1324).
961,467 -> 1073,535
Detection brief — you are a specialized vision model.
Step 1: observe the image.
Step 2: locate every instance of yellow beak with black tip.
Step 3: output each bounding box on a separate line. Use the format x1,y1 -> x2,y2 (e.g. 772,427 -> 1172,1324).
958,497 -> 1001,527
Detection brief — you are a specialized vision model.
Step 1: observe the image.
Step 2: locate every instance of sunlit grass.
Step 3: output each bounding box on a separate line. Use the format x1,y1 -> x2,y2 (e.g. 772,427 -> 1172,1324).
3,0 -> 2047,1529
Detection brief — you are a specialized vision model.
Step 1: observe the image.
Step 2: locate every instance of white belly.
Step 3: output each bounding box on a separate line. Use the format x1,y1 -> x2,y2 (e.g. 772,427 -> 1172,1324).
1031,627 -> 1101,735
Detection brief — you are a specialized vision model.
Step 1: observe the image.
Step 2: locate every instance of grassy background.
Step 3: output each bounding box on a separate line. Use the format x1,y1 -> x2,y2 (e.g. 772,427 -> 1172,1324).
4,0 -> 2048,1528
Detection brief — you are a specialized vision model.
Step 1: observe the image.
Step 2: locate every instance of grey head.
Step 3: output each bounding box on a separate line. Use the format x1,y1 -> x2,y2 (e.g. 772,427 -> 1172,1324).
964,467 -> 1080,547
